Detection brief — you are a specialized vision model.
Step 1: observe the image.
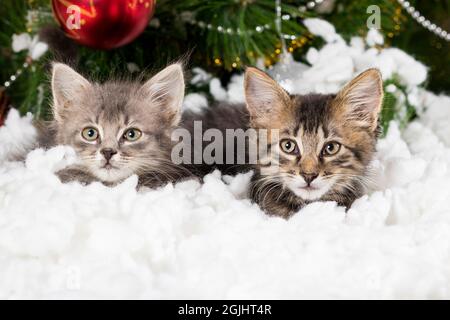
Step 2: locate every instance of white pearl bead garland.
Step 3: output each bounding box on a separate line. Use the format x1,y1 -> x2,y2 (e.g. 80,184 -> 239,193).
397,0 -> 450,41
3,62 -> 30,88
4,0 -> 447,87
187,0 -> 326,41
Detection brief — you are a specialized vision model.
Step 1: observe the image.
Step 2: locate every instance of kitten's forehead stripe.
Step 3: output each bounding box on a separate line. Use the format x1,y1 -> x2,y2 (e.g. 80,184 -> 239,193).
291,94 -> 335,134
322,124 -> 329,139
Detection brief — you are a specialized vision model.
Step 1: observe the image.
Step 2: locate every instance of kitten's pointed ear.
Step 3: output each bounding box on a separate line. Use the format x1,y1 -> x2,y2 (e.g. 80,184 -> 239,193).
51,63 -> 92,122
335,68 -> 383,131
244,67 -> 291,127
139,63 -> 185,126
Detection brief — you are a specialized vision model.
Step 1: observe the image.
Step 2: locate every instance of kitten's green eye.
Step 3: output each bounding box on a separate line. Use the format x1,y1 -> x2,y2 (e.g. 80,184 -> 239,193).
123,128 -> 142,141
81,127 -> 99,141
280,139 -> 299,155
322,142 -> 341,156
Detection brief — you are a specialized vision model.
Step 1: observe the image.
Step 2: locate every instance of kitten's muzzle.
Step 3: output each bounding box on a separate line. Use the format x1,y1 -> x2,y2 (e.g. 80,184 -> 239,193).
100,148 -> 118,161
301,173 -> 318,185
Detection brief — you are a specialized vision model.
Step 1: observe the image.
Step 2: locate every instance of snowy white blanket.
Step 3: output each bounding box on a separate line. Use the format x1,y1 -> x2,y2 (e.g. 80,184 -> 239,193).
1,20 -> 450,299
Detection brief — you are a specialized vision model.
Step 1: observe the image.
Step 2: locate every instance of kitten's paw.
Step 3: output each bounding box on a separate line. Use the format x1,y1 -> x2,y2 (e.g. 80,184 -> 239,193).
56,167 -> 95,185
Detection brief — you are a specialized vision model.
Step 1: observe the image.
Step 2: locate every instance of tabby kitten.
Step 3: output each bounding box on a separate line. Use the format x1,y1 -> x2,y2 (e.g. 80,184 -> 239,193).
41,62 -> 190,187
245,67 -> 383,218
183,67 -> 383,217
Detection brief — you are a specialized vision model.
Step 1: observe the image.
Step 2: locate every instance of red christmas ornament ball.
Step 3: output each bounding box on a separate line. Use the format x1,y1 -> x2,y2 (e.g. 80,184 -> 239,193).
51,0 -> 156,50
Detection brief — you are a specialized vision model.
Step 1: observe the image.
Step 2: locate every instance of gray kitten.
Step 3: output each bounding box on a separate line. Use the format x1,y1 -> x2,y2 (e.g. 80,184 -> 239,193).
39,62 -> 191,187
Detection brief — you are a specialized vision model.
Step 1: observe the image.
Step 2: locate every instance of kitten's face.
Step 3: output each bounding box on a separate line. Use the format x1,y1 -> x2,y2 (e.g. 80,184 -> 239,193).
245,68 -> 383,203
267,94 -> 377,201
51,63 -> 184,183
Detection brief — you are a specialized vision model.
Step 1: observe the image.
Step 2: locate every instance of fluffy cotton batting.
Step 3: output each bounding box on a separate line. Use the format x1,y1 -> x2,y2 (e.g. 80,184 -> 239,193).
1,19 -> 450,299
1,106 -> 450,299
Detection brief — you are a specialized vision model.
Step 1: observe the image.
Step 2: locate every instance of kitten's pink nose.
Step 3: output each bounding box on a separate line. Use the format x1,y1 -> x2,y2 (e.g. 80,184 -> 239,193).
101,148 -> 117,161
301,173 -> 318,185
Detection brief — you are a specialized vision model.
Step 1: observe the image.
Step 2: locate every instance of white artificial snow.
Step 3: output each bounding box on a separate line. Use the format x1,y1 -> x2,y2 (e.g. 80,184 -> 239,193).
1,20 -> 450,299
182,93 -> 209,113
12,33 -> 48,61
209,78 -> 228,101
241,19 -> 428,97
0,110 -> 36,162
190,67 -> 212,85
303,18 -> 343,43
366,29 -> 384,47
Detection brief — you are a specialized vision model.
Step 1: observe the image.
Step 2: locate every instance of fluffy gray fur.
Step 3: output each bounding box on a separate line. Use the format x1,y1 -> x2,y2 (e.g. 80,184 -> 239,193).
38,63 -> 192,187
